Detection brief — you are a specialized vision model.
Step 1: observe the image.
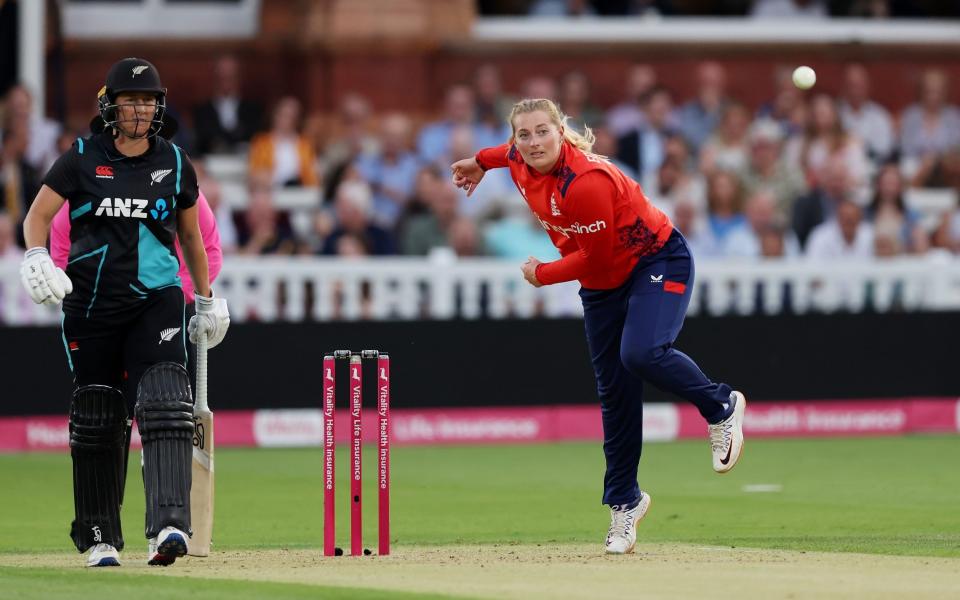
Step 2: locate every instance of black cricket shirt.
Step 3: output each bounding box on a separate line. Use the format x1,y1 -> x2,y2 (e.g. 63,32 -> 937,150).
42,131 -> 199,318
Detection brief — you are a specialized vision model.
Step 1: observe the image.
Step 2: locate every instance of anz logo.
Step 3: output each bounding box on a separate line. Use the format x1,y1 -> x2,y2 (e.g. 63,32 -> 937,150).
93,197 -> 171,220
95,197 -> 149,218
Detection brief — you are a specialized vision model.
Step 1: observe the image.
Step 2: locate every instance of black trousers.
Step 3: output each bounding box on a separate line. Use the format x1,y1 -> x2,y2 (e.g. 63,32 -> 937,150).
61,287 -> 188,414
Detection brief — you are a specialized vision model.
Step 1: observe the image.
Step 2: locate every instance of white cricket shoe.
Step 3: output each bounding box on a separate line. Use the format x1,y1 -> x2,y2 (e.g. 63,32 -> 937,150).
710,391 -> 746,473
605,492 -> 652,555
86,543 -> 120,567
147,526 -> 189,566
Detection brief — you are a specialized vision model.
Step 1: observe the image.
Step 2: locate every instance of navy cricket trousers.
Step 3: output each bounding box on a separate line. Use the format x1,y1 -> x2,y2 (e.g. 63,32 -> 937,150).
579,230 -> 732,507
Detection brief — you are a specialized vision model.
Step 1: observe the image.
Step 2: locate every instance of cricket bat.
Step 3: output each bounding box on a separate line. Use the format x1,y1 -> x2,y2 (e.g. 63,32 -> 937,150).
189,333 -> 214,556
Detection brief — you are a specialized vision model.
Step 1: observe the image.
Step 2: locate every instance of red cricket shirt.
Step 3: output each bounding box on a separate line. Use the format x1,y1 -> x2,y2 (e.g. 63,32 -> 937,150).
476,141 -> 674,289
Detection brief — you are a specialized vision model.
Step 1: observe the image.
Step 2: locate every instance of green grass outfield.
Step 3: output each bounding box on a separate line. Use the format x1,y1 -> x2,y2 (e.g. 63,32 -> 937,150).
1,436 -> 958,598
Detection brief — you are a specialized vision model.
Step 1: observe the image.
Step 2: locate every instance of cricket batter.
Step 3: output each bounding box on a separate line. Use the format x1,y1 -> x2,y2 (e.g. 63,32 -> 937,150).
451,98 -> 746,555
19,58 -> 229,566
50,189 -> 225,391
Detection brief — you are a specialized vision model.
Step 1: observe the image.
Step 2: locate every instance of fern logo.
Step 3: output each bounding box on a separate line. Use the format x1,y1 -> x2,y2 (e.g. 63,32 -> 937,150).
159,327 -> 181,344
150,169 -> 172,185
150,198 -> 169,220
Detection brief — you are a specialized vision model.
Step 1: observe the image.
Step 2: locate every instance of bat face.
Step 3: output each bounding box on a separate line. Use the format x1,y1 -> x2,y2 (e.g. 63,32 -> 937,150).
189,409 -> 214,556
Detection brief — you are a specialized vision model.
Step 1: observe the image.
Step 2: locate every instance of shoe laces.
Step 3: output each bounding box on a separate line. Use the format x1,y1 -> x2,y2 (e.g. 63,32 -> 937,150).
608,505 -> 636,540
709,418 -> 733,452
90,543 -> 114,554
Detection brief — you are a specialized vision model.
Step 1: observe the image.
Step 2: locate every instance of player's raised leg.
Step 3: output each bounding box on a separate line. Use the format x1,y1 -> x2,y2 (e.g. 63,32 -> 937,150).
619,233 -> 746,473
136,362 -> 194,566
69,385 -> 127,567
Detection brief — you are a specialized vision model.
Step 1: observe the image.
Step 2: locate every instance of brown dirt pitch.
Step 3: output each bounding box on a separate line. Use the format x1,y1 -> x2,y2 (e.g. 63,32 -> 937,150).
3,543 -> 959,599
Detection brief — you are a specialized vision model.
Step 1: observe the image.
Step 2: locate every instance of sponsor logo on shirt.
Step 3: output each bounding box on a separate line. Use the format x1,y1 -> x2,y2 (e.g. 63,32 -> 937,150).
149,198 -> 170,220
95,197 -> 149,218
536,215 -> 607,239
650,274 -> 663,283
95,165 -> 114,179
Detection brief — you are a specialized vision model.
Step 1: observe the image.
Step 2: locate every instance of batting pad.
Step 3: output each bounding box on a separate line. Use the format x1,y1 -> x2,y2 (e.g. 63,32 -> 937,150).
69,385 -> 127,552
136,362 -> 194,538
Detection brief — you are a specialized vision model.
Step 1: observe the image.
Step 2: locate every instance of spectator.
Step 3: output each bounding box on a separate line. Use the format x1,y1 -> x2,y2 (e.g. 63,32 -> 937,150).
0,211 -> 16,258
334,232 -> 370,258
356,112 -> 422,228
400,164 -> 445,227
0,211 -> 33,323
401,177 -> 461,256
677,61 -> 730,151
866,163 -> 928,254
739,118 -> 807,220
606,64 -> 657,137
725,190 -> 801,257
474,63 -> 515,132
699,101 -> 751,174
933,200 -> 960,254
705,170 -> 749,248
645,157 -> 700,214
900,69 -> 960,187
787,94 -> 869,189
758,221 -> 792,258
757,66 -> 804,136
236,185 -> 298,255
248,97 -> 319,187
55,129 -> 78,155
529,0 -> 595,16
593,124 -> 639,182
792,161 -> 854,248
925,146 -> 960,190
192,55 -> 263,155
839,64 -> 895,164
197,172 -> 238,254
643,134 -> 705,213
446,124 -> 520,221
805,198 -> 874,259
616,87 -> 677,180
558,71 -> 604,132
0,84 -> 60,173
321,180 -> 396,256
448,217 -> 485,257
872,217 -> 903,258
750,0 -> 828,18
484,211 -> 561,260
418,85 -> 499,165
521,76 -> 558,103
0,118 -> 41,244
672,196 -> 719,258
321,93 -> 380,173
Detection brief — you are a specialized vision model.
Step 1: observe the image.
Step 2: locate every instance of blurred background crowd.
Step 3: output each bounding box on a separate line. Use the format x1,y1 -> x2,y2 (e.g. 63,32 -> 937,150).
1,1 -> 959,270
478,0 -> 956,18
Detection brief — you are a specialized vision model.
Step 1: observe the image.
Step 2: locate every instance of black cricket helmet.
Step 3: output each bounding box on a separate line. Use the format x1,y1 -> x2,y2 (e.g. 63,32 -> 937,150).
96,57 -> 168,139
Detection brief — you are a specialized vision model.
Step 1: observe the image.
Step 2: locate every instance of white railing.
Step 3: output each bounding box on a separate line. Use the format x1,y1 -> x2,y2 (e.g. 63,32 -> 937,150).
2,255 -> 959,325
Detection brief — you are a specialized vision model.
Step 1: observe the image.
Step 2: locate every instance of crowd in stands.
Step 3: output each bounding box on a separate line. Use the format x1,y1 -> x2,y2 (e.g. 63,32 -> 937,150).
480,0 -> 958,18
2,57 -> 960,269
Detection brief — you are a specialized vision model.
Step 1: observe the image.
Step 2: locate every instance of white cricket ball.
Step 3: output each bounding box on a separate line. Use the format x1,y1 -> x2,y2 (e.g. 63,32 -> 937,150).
792,66 -> 816,90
